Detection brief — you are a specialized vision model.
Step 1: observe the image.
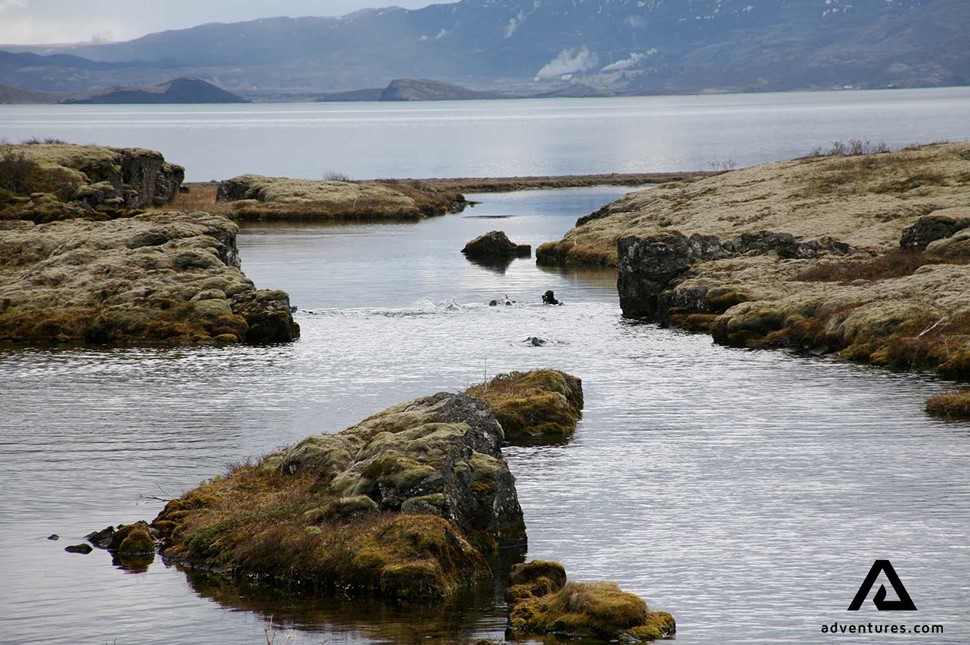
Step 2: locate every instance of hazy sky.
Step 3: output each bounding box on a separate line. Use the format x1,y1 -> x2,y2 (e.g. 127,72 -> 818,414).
0,0 -> 457,45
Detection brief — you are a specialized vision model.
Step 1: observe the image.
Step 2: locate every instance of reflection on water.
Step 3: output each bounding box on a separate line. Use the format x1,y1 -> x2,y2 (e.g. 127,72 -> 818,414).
1,187 -> 969,644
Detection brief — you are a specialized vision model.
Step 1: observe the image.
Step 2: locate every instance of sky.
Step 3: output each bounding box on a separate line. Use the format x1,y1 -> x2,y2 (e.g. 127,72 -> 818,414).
0,0 -> 456,45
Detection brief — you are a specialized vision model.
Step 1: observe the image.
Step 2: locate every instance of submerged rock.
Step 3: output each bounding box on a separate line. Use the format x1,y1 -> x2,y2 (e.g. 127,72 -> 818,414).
506,560 -> 675,643
461,230 -> 531,261
64,543 -> 93,555
466,370 -> 584,445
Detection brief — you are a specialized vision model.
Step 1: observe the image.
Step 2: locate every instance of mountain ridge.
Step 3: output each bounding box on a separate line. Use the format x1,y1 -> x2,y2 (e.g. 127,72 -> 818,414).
2,0 -> 968,99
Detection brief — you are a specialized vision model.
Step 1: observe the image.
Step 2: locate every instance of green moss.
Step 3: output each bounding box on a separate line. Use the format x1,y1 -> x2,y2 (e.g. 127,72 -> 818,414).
620,612 -> 677,642
506,562 -> 675,642
467,370 -> 584,445
117,527 -> 155,555
509,582 -> 648,637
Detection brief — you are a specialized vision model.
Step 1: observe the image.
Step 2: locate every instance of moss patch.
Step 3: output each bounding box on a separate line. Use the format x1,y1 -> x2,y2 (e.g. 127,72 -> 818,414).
506,560 -> 675,642
217,175 -> 466,222
466,369 -> 584,445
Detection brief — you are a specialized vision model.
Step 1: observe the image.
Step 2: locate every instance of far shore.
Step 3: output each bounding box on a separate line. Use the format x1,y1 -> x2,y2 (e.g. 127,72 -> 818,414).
183,172 -> 710,194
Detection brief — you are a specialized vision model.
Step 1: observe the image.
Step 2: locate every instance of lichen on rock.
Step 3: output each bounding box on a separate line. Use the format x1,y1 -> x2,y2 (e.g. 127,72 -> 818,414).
0,143 -> 184,222
0,211 -> 299,344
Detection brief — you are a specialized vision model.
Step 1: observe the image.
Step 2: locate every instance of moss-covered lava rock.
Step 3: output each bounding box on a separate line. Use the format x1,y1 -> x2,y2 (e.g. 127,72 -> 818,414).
0,211 -> 298,344
466,369 -> 584,444
506,560 -> 675,642
144,392 -> 525,601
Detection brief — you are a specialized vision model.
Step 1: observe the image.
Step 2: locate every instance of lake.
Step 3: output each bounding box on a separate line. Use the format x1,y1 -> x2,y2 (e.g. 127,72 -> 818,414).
1,89 -> 970,644
0,87 -> 969,181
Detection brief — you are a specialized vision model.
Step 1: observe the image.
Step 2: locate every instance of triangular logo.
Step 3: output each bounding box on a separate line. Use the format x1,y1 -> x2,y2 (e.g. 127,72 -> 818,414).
847,560 -> 917,611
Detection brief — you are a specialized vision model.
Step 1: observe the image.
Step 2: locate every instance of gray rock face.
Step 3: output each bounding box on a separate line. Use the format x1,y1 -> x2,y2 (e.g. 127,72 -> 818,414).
900,214 -> 970,250
462,230 -> 532,261
265,392 -> 527,551
618,230 -> 851,318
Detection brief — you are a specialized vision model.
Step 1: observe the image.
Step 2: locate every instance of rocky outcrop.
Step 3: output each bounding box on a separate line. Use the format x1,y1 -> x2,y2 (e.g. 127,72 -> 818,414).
125,392 -> 527,601
466,370 -> 584,445
537,145 -> 970,393
617,230 -> 851,318
538,143 -> 970,267
0,143 -> 184,222
216,175 -> 466,222
506,560 -> 675,643
0,211 -> 299,344
900,213 -> 970,251
461,230 -> 531,261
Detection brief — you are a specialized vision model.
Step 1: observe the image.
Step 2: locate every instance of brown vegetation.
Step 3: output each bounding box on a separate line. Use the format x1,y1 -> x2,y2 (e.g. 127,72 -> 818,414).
406,172 -> 711,194
925,389 -> 970,420
153,466 -> 489,600
795,249 -> 967,283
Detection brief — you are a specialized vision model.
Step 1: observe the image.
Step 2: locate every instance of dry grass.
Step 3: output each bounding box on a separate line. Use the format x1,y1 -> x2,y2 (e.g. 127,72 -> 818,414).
926,389 -> 970,420
795,250 -> 968,283
152,183 -> 235,216
541,142 -> 970,267
154,463 -> 490,600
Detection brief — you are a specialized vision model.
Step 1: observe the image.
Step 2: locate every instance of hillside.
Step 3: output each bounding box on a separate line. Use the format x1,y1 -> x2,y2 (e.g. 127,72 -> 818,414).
3,0 -> 968,97
63,77 -> 248,104
0,83 -> 61,104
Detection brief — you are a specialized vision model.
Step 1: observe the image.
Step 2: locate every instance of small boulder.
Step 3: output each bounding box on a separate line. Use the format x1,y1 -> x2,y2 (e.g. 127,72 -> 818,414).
65,543 -> 93,554
900,214 -> 970,250
462,231 -> 531,260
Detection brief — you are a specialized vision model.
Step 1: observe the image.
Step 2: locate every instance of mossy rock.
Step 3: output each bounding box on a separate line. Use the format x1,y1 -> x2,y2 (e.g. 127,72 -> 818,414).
620,612 -> 677,643
509,560 -> 567,590
128,393 -> 523,603
116,524 -> 155,555
509,581 -> 671,641
467,369 -> 584,445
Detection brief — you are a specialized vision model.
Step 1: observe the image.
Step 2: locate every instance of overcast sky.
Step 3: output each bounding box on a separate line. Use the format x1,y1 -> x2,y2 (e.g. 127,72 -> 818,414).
0,0 -> 456,45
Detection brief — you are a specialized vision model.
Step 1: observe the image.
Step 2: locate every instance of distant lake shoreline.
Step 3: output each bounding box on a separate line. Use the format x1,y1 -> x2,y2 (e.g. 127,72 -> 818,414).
2,87 -> 969,181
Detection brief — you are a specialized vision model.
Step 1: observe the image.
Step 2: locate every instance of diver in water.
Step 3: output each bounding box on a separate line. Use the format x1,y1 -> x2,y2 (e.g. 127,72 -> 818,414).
542,290 -> 561,305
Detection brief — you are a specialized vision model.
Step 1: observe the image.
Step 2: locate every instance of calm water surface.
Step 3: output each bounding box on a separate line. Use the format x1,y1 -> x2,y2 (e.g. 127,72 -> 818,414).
1,186 -> 968,644
1,88 -> 969,180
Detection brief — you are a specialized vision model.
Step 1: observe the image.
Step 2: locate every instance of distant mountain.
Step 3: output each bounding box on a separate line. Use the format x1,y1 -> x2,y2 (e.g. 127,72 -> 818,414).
4,0 -> 969,98
0,83 -> 62,104
63,77 -> 248,104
